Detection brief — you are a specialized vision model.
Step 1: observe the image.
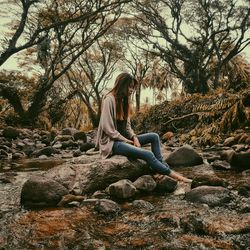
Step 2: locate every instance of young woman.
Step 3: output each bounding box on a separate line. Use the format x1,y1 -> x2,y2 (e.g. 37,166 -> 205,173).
95,72 -> 191,183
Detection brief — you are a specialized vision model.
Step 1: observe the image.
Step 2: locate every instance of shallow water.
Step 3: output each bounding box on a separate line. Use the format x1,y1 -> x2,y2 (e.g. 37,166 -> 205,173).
0,157 -> 249,249
0,158 -> 64,173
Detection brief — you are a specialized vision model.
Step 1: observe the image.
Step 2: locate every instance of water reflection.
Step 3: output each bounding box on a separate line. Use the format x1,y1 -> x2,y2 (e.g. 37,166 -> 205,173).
0,158 -> 65,173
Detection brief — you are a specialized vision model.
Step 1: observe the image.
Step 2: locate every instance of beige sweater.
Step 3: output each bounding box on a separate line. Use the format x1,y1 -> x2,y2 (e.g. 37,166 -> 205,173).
95,94 -> 136,159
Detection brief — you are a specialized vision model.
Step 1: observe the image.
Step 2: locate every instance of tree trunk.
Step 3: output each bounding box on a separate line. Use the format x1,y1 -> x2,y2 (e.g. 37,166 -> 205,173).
135,84 -> 141,113
0,84 -> 25,117
87,106 -> 99,128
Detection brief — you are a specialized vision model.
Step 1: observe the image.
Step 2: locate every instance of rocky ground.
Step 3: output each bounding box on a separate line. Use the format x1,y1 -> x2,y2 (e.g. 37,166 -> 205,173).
0,126 -> 249,249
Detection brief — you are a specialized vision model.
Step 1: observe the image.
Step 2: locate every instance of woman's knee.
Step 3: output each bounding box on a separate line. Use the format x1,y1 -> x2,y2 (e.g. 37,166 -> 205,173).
148,132 -> 160,141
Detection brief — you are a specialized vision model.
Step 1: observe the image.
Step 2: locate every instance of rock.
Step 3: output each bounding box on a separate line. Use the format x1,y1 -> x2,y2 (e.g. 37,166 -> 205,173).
185,186 -> 232,207
86,148 -> 99,155
43,156 -> 152,195
57,194 -> 85,206
211,160 -> 231,170
20,175 -> 69,208
80,142 -> 95,152
0,149 -> 8,159
73,131 -> 87,142
52,135 -> 73,144
61,140 -> 78,149
91,191 -> 110,199
73,149 -> 83,157
231,151 -> 250,171
41,135 -> 51,146
238,134 -> 249,143
43,164 -> 76,191
238,184 -> 250,197
220,149 -> 235,162
62,128 -> 77,136
12,152 -> 25,160
133,175 -> 156,192
181,213 -> 250,235
23,143 -> 36,156
203,153 -> 220,163
173,182 -> 191,195
33,146 -> 60,157
191,175 -> 228,189
165,145 -> 203,167
0,173 -> 16,183
220,149 -> 250,170
132,200 -> 154,211
2,126 -> 20,139
223,136 -> 236,146
237,176 -> 250,197
0,144 -> 12,152
108,179 -> 137,199
232,144 -> 249,152
94,199 -> 121,214
190,163 -> 215,176
155,175 -> 178,193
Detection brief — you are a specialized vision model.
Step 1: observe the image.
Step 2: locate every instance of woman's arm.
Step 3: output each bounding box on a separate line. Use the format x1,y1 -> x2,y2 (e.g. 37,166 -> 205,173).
126,118 -> 141,147
101,96 -> 132,143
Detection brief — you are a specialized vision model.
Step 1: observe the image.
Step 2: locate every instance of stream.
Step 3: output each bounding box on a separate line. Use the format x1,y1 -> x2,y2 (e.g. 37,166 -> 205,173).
0,155 -> 249,250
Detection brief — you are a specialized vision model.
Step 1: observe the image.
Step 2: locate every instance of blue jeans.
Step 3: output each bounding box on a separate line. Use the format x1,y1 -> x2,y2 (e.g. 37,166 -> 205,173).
112,132 -> 171,175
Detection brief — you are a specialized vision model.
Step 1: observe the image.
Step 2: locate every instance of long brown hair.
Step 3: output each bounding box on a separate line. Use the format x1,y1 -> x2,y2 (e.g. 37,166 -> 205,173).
111,72 -> 137,120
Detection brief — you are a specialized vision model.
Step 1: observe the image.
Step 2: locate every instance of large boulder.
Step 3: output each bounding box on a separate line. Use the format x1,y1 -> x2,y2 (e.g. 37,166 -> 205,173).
165,145 -> 203,167
43,155 -> 153,194
185,186 -> 232,207
20,175 -> 69,208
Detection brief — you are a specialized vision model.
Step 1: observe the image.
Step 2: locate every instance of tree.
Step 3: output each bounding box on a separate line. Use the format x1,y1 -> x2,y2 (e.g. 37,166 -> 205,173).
123,46 -> 151,112
110,16 -> 153,112
0,0 -> 130,125
66,38 -> 123,127
132,0 -> 250,94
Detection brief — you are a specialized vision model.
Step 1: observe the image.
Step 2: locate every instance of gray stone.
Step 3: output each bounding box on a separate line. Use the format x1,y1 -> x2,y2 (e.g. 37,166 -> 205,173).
108,179 -> 137,199
94,199 -> 121,214
2,126 -> 20,139
132,200 -> 154,210
133,175 -> 157,192
33,146 -> 60,157
186,186 -> 232,207
62,128 -> 77,136
165,145 -> 203,167
156,175 -> 178,193
20,175 -> 69,208
73,131 -> 87,142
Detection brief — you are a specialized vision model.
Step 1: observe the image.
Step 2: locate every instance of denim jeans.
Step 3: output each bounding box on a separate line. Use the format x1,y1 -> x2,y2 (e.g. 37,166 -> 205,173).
112,132 -> 171,175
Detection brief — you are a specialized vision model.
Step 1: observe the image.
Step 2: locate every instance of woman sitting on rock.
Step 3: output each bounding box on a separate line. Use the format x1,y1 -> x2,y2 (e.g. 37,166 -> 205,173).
95,72 -> 191,183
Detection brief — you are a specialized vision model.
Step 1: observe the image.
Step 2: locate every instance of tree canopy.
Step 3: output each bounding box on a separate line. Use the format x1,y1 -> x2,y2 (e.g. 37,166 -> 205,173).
0,0 -> 249,128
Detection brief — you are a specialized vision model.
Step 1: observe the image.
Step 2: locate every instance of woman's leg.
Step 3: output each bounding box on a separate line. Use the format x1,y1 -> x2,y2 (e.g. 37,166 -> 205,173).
112,140 -> 171,175
137,133 -> 163,162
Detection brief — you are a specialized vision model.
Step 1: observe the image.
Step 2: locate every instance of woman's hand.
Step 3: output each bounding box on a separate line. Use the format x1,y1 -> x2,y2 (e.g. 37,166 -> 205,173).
126,139 -> 134,144
133,136 -> 141,147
